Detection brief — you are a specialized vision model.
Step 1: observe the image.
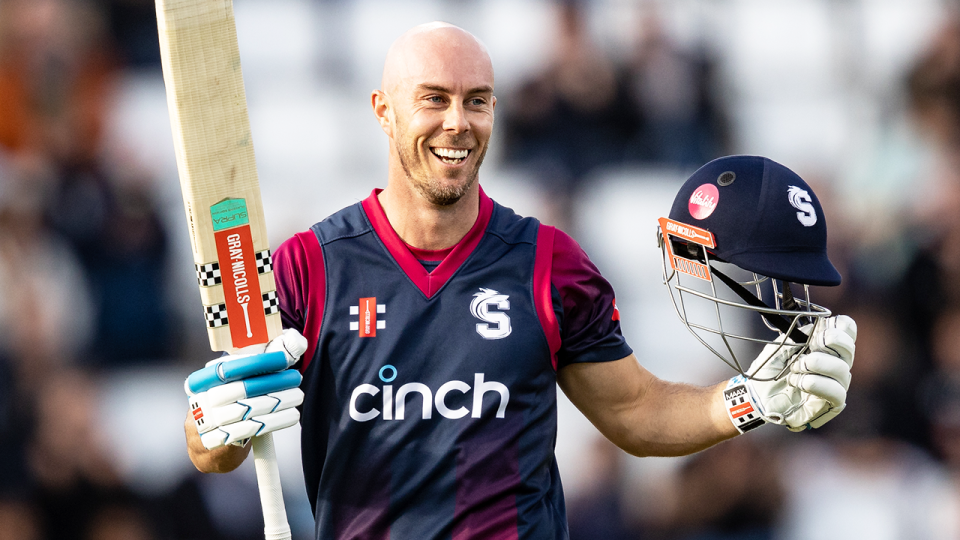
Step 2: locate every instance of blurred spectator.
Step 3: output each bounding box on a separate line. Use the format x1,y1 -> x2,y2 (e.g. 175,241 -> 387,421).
100,0 -> 163,69
907,15 -> 960,172
904,13 -> 960,287
923,309 -> 960,540
0,0 -> 117,165
0,164 -> 94,376
86,503 -> 156,540
879,17 -> 960,461
0,0 -> 181,366
774,301 -> 955,539
566,437 -> 637,540
150,475 -> 230,540
921,306 -> 960,460
830,15 -> 960,298
0,497 -> 41,540
653,436 -> 783,540
28,370 -> 146,540
569,436 -> 784,540
0,349 -> 31,497
818,302 -> 931,450
899,13 -> 960,304
45,170 -> 180,366
623,9 -> 730,167
501,0 -> 638,230
779,436 -> 955,540
501,2 -> 729,232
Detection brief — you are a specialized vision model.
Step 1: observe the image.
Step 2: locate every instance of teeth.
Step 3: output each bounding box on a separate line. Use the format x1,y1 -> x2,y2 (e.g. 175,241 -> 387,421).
433,148 -> 468,159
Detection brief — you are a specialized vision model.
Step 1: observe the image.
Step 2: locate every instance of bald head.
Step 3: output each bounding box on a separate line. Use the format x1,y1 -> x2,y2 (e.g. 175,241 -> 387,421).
372,23 -> 497,211
381,22 -> 494,95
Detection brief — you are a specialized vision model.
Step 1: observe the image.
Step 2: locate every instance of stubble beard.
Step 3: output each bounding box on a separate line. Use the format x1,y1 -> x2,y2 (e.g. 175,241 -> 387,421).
395,125 -> 488,207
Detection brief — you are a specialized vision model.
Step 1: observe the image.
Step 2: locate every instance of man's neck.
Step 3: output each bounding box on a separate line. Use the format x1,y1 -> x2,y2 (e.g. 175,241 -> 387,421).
377,182 -> 480,251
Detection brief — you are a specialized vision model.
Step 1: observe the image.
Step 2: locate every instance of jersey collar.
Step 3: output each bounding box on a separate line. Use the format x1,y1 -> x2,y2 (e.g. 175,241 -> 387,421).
361,187 -> 494,298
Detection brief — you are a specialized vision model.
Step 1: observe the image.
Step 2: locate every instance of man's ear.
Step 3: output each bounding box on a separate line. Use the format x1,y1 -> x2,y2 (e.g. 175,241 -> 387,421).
371,90 -> 393,137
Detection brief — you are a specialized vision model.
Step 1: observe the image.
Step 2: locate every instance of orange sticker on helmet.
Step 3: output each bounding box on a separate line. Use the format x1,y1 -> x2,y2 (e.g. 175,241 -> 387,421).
659,217 -> 716,282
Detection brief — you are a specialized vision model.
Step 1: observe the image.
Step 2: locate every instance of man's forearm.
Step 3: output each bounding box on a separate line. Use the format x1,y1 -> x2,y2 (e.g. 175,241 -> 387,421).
558,355 -> 739,458
619,378 -> 738,457
184,412 -> 251,473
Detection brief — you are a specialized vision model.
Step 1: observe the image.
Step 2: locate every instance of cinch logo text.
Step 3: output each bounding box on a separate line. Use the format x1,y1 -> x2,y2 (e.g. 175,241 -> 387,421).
349,365 -> 510,422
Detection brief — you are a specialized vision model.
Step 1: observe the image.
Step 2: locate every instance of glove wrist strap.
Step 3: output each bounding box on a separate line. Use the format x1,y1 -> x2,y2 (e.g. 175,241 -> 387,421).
724,376 -> 766,434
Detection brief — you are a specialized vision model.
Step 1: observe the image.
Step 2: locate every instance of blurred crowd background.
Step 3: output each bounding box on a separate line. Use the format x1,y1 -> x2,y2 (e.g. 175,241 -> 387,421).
0,0 -> 959,538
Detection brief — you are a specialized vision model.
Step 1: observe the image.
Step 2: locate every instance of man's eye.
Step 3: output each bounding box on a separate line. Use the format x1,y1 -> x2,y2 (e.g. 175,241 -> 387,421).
469,98 -> 485,106
428,96 -> 444,103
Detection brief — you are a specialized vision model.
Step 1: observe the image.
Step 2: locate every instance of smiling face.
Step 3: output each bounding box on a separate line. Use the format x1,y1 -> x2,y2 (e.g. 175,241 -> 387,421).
374,24 -> 496,207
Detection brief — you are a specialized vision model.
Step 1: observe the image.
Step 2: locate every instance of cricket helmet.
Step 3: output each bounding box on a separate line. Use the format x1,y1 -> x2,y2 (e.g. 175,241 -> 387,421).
657,155 -> 840,379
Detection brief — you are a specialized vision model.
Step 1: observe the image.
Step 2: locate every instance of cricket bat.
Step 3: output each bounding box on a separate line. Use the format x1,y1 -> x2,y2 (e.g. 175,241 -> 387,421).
155,1 -> 290,539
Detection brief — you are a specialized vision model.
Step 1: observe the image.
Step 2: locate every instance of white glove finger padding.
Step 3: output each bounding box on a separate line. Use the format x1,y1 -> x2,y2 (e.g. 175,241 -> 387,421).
265,328 -> 309,366
830,314 -> 858,340
787,372 -> 847,407
189,369 -> 302,437
193,388 -> 304,435
784,396 -> 845,432
228,328 -> 309,360
810,328 -> 855,364
746,341 -> 802,379
790,351 -> 852,388
202,369 -> 302,407
809,315 -> 857,364
807,403 -> 845,430
200,408 -> 301,450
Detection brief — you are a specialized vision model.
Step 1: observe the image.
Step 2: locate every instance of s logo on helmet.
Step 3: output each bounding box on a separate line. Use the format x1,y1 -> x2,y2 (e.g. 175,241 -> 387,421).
787,186 -> 817,227
471,288 -> 511,339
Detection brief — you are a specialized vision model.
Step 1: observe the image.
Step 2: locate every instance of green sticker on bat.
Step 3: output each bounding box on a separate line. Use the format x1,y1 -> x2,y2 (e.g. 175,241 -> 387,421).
210,198 -> 249,231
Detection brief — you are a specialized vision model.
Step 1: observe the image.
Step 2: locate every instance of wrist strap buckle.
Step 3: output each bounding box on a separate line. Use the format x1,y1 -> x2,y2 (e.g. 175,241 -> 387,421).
725,376 -> 765,433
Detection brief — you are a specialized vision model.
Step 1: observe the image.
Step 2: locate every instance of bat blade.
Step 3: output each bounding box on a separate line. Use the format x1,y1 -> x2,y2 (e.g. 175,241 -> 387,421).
157,0 -> 282,353
156,2 -> 290,539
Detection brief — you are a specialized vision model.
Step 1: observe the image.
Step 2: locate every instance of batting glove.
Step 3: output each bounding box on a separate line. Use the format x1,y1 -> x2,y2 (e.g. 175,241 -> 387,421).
723,315 -> 856,433
186,329 -> 308,450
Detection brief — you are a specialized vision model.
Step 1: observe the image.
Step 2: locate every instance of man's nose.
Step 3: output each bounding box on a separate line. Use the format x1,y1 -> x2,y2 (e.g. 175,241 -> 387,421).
443,101 -> 469,133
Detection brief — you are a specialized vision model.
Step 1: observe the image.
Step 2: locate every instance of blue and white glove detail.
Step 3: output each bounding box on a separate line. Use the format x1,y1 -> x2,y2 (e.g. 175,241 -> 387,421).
186,329 -> 308,450
186,350 -> 292,394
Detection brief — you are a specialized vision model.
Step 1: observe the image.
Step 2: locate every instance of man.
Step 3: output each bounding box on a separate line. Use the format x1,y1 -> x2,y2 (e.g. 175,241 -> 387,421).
184,22 -> 855,539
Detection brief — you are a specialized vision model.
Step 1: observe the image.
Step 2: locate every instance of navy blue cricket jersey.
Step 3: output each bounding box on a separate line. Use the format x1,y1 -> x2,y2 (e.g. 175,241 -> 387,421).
273,188 -> 632,540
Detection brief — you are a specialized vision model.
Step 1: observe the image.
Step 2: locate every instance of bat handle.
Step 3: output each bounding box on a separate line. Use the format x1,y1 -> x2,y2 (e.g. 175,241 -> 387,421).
251,434 -> 292,540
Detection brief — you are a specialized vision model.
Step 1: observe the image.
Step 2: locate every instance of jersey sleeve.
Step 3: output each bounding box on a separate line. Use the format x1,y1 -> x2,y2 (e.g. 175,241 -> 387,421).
551,229 -> 632,368
272,231 -> 326,373
273,236 -> 307,332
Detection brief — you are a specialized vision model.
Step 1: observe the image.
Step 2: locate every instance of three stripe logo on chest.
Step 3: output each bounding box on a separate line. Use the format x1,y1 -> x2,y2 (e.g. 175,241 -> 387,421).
350,297 -> 386,337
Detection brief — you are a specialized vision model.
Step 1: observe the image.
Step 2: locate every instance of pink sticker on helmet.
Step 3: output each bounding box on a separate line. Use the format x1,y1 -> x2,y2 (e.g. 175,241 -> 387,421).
689,183 -> 719,220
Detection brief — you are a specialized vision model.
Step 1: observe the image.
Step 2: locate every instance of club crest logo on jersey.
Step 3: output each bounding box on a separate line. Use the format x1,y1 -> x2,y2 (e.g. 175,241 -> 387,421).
470,288 -> 511,340
787,186 -> 817,227
688,183 -> 719,220
350,297 -> 386,337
